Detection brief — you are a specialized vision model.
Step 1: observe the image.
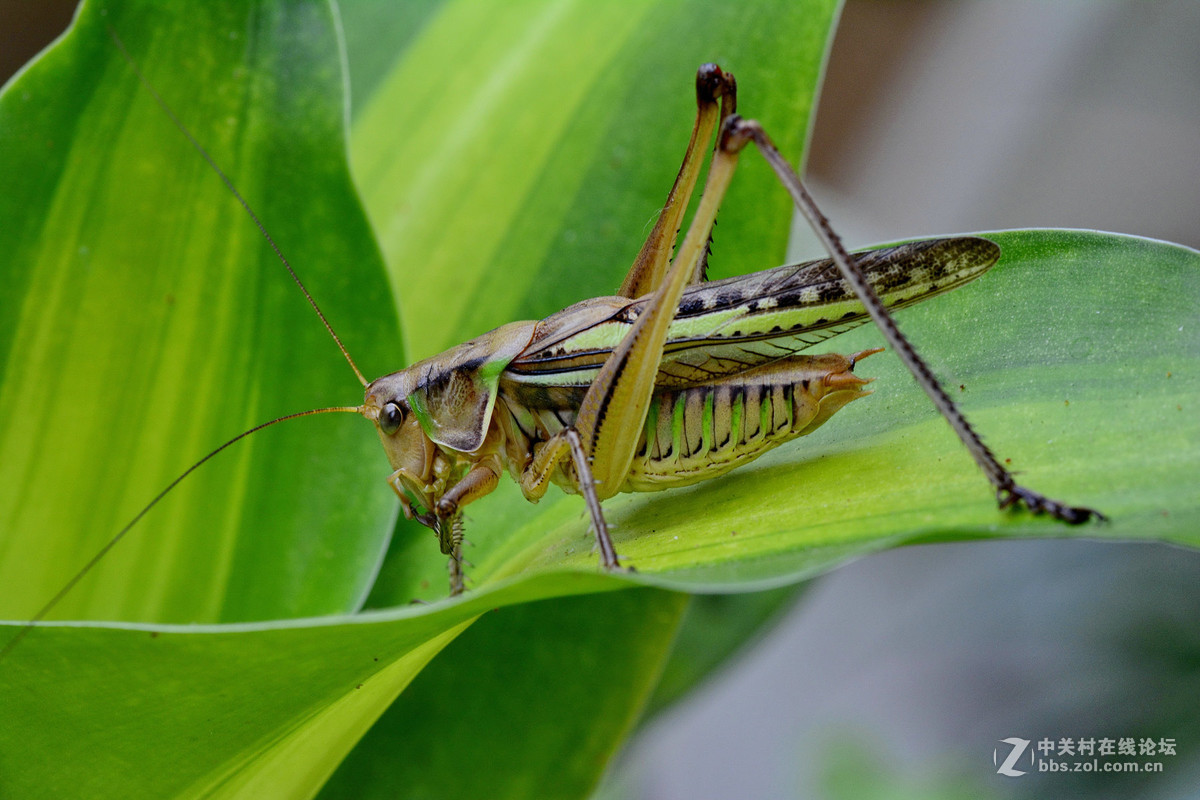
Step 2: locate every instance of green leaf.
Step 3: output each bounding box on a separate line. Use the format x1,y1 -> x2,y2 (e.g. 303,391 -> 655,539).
319,589 -> 688,800
647,586 -> 805,714
0,571 -> 624,798
3,0 -> 1197,797
0,0 -> 401,625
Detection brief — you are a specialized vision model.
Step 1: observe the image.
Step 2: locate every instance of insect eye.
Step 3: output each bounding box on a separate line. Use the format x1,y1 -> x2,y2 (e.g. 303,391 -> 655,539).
380,401 -> 404,435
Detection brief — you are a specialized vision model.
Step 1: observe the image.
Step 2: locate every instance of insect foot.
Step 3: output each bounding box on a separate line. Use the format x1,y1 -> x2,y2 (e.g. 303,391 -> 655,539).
998,483 -> 1107,525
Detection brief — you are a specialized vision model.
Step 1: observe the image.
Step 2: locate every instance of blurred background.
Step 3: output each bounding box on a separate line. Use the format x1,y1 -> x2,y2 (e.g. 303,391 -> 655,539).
4,2 -> 1197,798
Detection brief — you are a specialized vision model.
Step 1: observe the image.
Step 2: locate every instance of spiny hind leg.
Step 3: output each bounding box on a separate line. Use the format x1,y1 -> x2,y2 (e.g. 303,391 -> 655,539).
618,64 -> 736,298
721,114 -> 1104,524
568,96 -> 749,564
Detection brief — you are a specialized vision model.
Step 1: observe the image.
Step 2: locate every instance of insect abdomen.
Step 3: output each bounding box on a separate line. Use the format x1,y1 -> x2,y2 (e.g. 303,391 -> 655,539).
623,352 -> 871,492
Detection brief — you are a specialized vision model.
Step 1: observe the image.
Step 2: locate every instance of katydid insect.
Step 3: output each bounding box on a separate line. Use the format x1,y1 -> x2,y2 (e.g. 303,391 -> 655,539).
360,65 -> 1104,595
2,59 -> 1103,659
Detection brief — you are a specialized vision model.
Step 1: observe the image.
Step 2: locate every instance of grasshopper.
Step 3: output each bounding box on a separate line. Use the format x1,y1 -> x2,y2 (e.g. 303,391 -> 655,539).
358,65 -> 1103,594
3,61 -> 1101,658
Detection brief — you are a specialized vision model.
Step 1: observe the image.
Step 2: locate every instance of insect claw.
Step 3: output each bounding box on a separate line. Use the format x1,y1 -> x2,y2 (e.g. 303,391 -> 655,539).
997,484 -> 1108,525
605,560 -> 636,576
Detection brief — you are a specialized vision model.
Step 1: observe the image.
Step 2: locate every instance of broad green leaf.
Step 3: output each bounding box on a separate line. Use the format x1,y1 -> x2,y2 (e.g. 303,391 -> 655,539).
646,586 -> 805,714
0,571 -> 620,798
0,0 -> 400,625
3,0 -> 1198,797
319,589 -> 688,800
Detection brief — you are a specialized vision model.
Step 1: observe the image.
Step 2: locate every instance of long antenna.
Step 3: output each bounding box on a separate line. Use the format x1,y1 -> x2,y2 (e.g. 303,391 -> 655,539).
2,30 -> 380,661
0,405 -> 364,660
107,26 -> 369,388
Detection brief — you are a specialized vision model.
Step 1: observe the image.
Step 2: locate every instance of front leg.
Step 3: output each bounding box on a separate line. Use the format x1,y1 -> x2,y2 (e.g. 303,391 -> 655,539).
434,456 -> 502,594
434,455 -> 502,552
387,457 -> 498,595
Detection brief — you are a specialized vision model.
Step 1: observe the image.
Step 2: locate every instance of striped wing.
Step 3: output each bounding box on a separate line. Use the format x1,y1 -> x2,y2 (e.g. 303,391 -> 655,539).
505,236 -> 1000,391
